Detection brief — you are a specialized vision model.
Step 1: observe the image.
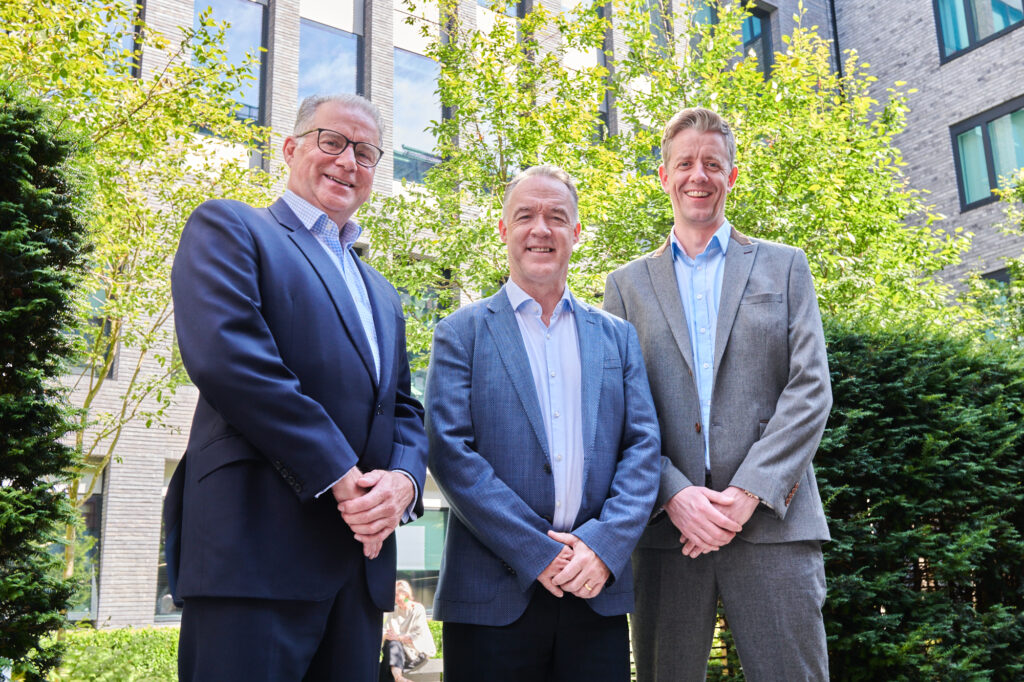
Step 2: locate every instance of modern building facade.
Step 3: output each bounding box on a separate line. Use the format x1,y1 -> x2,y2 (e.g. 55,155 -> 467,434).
76,0 -> 1024,628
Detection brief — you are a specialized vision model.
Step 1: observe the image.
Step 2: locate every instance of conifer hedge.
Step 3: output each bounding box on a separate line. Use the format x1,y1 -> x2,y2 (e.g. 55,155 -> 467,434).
819,321 -> 1024,680
0,85 -> 87,679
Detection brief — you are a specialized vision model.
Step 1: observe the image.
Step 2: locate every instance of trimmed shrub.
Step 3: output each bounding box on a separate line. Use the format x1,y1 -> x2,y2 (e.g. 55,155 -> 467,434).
0,84 -> 88,680
48,627 -> 178,682
819,320 -> 1024,680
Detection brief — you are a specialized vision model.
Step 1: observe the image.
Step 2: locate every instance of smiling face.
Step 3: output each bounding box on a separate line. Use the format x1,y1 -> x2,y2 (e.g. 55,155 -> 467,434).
282,101 -> 378,226
499,174 -> 581,299
659,127 -> 739,240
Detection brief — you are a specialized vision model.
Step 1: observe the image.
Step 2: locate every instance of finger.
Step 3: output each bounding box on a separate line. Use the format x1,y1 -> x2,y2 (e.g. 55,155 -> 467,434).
356,469 -> 387,488
538,575 -> 564,598
547,530 -> 578,546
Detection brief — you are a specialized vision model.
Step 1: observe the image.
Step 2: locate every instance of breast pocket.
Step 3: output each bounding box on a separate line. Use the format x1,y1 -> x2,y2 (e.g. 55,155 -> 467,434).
740,292 -> 783,305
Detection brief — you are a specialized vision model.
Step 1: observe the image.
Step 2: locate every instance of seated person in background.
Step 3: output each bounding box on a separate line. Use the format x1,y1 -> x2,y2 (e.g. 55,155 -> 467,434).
381,580 -> 436,682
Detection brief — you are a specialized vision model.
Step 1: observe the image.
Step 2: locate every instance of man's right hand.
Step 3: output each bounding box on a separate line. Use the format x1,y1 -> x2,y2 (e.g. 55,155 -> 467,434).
536,544 -> 573,598
332,466 -> 384,558
665,486 -> 744,558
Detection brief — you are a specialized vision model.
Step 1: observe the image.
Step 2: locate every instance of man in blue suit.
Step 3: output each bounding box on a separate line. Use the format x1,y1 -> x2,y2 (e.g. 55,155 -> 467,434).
425,165 -> 661,681
166,94 -> 428,681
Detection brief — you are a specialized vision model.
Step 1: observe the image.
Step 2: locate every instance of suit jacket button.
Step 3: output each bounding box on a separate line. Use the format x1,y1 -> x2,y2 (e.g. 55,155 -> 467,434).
543,462 -> 552,474
695,422 -> 702,434
375,403 -> 384,415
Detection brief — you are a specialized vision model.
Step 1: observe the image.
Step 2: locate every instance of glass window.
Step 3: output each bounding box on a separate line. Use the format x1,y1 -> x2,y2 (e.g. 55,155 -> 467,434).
67,467 -> 105,622
155,460 -> 183,618
194,0 -> 267,122
396,508 -> 448,612
742,8 -> 773,78
953,98 -> 1024,209
936,0 -> 1023,58
477,0 -> 522,19
298,19 -> 360,101
393,48 -> 441,183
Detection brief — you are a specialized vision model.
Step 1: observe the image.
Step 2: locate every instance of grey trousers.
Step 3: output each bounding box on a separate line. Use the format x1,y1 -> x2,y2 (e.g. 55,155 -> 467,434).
631,538 -> 828,682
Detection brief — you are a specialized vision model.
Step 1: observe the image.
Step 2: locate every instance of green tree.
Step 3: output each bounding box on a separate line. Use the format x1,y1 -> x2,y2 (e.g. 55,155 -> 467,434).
361,0 -> 970,376
0,84 -> 86,680
0,0 -> 277,586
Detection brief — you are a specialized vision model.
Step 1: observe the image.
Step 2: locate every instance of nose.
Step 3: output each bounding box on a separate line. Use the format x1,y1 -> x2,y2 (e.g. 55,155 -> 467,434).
692,162 -> 709,180
532,217 -> 553,237
333,143 -> 358,170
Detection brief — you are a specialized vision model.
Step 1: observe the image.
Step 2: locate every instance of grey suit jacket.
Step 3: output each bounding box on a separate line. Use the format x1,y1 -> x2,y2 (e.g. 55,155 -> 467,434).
603,228 -> 832,548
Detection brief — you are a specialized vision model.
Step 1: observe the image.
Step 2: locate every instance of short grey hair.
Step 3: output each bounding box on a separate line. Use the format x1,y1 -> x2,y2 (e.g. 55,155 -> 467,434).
502,165 -> 580,222
661,107 -> 737,168
294,94 -> 384,146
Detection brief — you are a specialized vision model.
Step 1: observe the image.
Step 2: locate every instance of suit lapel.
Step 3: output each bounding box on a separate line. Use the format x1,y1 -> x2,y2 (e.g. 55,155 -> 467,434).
485,289 -> 551,459
713,229 -> 757,378
357,256 -> 393,391
269,200 -> 378,386
574,299 -> 600,474
647,249 -> 696,376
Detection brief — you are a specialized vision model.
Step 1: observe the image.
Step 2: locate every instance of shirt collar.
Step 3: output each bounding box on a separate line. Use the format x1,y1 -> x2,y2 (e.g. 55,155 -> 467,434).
282,189 -> 363,247
670,219 -> 733,263
505,278 -> 575,315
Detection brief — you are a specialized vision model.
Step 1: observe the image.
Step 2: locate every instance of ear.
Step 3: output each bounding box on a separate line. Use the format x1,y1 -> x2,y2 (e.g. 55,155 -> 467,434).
282,136 -> 298,165
727,164 -> 738,189
498,218 -> 508,244
572,221 -> 581,244
658,165 -> 669,191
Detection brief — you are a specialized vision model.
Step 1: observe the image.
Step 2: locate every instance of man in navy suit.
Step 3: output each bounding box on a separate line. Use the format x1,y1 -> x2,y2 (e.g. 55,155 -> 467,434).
425,165 -> 661,681
167,94 -> 428,681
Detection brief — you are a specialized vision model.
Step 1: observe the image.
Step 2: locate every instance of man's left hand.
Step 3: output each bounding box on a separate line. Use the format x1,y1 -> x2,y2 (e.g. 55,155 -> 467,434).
338,470 -> 414,559
711,486 -> 760,528
547,530 -> 611,599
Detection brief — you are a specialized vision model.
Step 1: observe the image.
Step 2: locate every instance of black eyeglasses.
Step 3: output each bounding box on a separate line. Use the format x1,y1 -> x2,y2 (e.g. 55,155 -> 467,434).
296,128 -> 384,168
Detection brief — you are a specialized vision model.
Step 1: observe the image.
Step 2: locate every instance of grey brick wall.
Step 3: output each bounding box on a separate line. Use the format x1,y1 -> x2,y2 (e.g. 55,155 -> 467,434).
833,0 -> 1024,279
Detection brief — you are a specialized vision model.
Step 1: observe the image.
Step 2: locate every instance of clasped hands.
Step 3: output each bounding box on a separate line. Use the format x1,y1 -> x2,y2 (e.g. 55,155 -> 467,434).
537,530 -> 610,600
332,466 -> 414,560
665,485 -> 760,559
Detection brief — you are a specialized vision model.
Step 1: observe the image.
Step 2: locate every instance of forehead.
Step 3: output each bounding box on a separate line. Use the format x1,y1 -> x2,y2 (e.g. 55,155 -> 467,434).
311,102 -> 379,143
666,128 -> 729,161
506,176 -> 575,214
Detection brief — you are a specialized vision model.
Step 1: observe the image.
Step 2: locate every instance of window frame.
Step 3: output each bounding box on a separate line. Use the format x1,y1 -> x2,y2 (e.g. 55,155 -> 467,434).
933,0 -> 1024,63
742,6 -> 773,79
950,94 -> 1024,212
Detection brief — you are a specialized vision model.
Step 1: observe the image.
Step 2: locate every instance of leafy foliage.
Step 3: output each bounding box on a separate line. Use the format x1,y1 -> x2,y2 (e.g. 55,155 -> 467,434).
47,627 -> 178,682
361,0 -> 969,376
0,0 -> 277,583
0,84 -> 86,680
819,320 -> 1024,680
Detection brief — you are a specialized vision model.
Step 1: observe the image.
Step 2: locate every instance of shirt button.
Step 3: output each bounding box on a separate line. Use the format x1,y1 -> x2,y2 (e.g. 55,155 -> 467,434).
696,293 -> 704,300
703,362 -> 710,369
553,411 -> 560,418
699,327 -> 706,334
550,371 -> 556,377
556,454 -> 563,461
556,501 -> 562,507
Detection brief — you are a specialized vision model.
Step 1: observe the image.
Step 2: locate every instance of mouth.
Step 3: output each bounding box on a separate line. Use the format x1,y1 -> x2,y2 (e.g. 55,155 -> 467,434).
325,174 -> 355,188
684,190 -> 711,198
526,247 -> 554,253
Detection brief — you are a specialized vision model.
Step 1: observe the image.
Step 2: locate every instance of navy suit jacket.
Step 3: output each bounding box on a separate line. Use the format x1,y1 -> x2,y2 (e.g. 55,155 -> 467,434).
425,286 -> 661,626
165,198 -> 428,611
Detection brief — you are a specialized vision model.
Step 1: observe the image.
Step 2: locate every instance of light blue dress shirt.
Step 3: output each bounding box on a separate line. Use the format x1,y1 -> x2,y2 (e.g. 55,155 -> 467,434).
282,191 -> 416,518
505,280 -> 584,532
670,220 -> 733,471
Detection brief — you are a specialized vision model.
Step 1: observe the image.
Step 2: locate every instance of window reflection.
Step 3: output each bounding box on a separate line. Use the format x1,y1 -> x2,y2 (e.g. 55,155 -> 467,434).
393,48 -> 441,183
194,0 -> 267,122
299,19 -> 361,101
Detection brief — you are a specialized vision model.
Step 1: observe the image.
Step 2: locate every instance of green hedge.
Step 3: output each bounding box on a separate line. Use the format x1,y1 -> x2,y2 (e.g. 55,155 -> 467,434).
48,628 -> 177,682
818,321 -> 1024,680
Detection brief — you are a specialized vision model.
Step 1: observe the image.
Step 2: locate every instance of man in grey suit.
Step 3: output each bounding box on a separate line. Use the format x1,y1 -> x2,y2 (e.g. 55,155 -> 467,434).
426,165 -> 661,681
603,108 -> 832,681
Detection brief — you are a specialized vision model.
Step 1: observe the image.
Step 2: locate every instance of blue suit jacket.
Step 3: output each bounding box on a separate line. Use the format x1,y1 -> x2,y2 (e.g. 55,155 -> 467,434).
425,286 -> 661,626
164,198 -> 428,611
